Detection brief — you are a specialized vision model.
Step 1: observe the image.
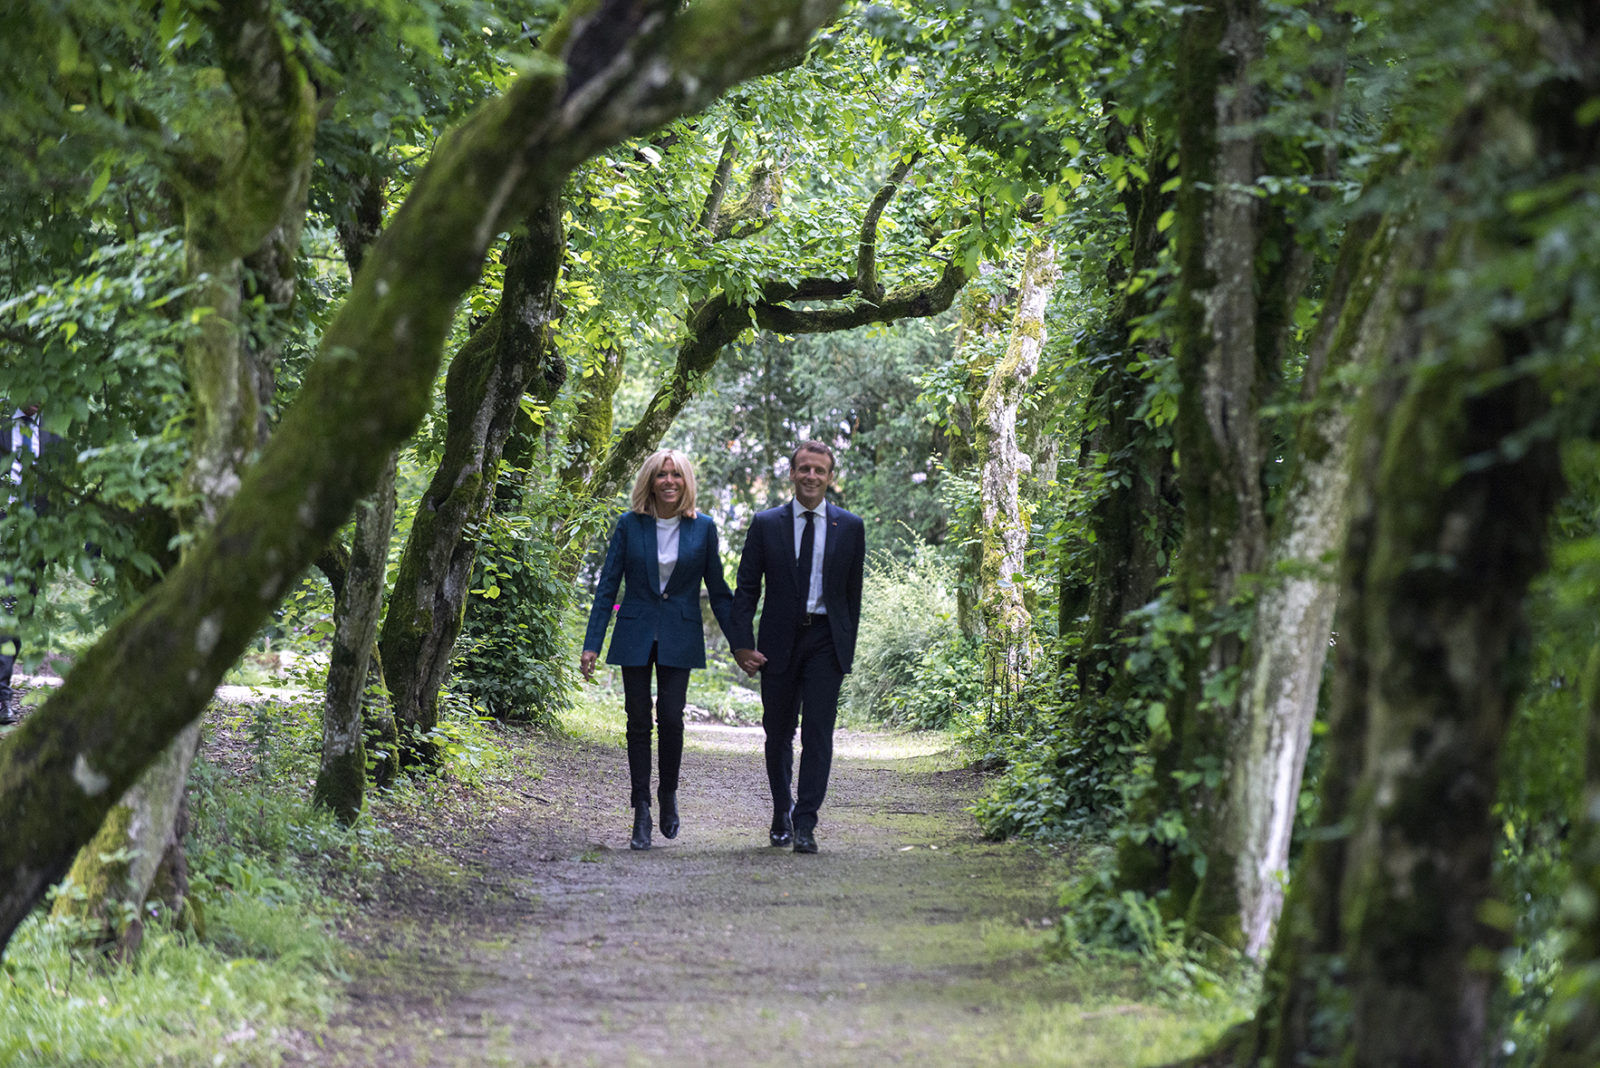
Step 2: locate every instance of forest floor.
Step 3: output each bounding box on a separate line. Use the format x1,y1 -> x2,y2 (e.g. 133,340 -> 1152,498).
265,709 -> 1224,1068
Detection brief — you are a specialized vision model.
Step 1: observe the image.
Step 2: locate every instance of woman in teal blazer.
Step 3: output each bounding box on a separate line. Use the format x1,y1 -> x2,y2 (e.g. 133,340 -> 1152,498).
581,449 -> 735,850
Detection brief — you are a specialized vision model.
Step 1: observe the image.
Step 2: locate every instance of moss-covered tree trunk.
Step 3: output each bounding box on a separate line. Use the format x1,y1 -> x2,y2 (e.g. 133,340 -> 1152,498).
51,0 -> 317,952
1112,0 -> 1270,943
561,344 -> 625,493
1075,123 -> 1176,703
1113,0 -> 1346,949
973,237 -> 1056,693
0,0 -> 847,957
381,199 -> 567,768
1234,4 -> 1589,1058
1230,202 -> 1385,959
318,165 -> 401,794
948,266 -> 1010,642
315,451 -> 398,821
1248,258 -> 1563,1068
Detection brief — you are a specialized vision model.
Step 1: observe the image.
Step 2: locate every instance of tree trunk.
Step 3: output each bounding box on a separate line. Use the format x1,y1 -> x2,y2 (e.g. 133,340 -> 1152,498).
381,200 -> 566,768
1253,263 -> 1562,1068
315,451 -> 398,821
1076,122 -> 1176,703
1242,3 -> 1589,1055
974,237 -> 1056,693
318,163 -> 399,795
0,0 -> 848,958
949,266 -> 1009,642
1110,1 -> 1352,952
560,344 -> 625,493
50,722 -> 201,954
1231,205 -> 1386,959
52,0 -> 317,953
1114,0 -> 1270,943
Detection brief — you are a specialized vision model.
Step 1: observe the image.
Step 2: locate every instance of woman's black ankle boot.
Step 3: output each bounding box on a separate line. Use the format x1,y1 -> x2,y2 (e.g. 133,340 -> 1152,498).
659,791 -> 679,839
630,804 -> 652,850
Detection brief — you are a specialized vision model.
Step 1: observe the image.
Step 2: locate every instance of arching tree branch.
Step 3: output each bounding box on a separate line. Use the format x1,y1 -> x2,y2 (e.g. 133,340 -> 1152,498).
855,151 -> 921,302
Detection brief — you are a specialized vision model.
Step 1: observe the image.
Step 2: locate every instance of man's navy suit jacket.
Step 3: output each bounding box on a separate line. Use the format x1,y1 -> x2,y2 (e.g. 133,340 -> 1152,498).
583,511 -> 735,669
730,501 -> 865,676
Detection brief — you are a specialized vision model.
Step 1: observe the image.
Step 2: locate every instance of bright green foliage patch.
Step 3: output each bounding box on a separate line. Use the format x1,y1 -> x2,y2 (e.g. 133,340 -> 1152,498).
1,879 -> 339,1068
844,547 -> 985,731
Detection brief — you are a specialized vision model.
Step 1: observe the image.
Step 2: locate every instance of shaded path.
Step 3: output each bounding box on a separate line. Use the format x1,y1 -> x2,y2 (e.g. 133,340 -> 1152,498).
293,723 -> 1202,1067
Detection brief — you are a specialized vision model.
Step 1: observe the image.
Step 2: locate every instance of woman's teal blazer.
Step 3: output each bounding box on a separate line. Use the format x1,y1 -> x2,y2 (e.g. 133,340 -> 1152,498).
583,511 -> 736,669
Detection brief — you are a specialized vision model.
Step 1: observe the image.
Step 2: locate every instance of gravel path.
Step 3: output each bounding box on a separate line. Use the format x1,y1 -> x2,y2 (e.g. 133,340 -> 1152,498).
288,721 -> 1121,1067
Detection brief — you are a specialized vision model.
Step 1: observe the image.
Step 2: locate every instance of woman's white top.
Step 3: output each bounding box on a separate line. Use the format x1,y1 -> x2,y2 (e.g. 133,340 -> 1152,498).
655,517 -> 680,592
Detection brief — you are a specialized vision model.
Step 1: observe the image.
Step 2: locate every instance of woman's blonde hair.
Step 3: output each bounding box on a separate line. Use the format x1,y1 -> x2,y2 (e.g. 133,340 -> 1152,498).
630,448 -> 698,518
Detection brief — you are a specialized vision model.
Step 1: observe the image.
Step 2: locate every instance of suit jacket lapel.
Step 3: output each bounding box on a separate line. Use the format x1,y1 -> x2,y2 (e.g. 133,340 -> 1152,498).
641,514 -> 661,596
820,501 -> 840,587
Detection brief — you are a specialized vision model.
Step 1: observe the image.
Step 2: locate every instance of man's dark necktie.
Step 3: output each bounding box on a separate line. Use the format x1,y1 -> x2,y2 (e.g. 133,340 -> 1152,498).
796,509 -> 816,601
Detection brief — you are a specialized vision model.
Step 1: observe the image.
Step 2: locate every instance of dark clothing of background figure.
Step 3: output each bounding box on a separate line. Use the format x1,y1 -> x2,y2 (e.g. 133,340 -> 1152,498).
583,511 -> 737,805
1,407 -> 58,721
730,500 -> 866,833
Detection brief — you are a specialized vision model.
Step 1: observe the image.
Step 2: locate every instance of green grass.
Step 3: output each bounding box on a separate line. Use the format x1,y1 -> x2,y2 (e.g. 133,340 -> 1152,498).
0,689 -> 512,1068
0,897 -> 340,1067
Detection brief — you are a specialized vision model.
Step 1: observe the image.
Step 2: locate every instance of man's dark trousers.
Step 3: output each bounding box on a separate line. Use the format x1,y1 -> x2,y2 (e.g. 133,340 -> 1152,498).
761,621 -> 843,833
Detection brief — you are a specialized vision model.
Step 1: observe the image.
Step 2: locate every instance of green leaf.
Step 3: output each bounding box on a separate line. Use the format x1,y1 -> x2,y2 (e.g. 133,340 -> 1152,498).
85,163 -> 111,207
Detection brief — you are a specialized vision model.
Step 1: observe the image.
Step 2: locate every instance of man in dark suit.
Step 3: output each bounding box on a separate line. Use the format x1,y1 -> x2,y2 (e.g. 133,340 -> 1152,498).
731,441 -> 865,854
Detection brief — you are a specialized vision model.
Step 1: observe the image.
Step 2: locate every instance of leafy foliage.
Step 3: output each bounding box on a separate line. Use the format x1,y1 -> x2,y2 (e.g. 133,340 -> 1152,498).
452,467 -> 584,726
844,547 -> 982,730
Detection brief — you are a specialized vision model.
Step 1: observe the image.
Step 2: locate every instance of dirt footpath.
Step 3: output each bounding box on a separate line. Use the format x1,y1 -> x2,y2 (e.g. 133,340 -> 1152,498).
291,722 -> 1175,1068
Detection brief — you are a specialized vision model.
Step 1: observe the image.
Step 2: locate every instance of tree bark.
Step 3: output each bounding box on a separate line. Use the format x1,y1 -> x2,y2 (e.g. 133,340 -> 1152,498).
1241,3 -> 1590,1057
1076,121 -> 1175,703
974,237 -> 1056,691
1232,203 -> 1385,959
0,0 -> 847,958
1114,0 -> 1270,941
314,451 -> 398,821
317,165 -> 398,797
51,0 -> 318,952
381,199 -> 566,768
51,722 -> 201,956
949,264 -> 1009,642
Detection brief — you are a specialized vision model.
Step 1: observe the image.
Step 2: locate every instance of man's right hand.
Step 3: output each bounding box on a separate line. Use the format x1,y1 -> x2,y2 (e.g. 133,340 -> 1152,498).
579,650 -> 598,681
733,648 -> 767,676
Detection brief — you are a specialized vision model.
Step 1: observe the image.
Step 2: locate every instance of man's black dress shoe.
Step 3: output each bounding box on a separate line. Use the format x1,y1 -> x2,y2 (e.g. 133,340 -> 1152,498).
769,811 -> 793,847
793,829 -> 818,854
630,804 -> 652,851
659,791 -> 679,839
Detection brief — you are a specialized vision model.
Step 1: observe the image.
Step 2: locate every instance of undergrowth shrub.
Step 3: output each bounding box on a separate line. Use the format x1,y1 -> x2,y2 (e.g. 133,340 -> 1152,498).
0,914 -> 338,1068
0,702 -> 368,1067
844,548 -> 983,730
454,502 -> 575,727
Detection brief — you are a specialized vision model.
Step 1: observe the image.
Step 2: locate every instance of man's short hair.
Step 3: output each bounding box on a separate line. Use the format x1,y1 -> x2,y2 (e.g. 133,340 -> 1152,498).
790,440 -> 835,472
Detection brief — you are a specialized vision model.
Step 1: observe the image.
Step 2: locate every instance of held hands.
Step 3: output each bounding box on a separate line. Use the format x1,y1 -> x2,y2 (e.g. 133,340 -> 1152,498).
579,650 -> 598,681
733,648 -> 767,676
